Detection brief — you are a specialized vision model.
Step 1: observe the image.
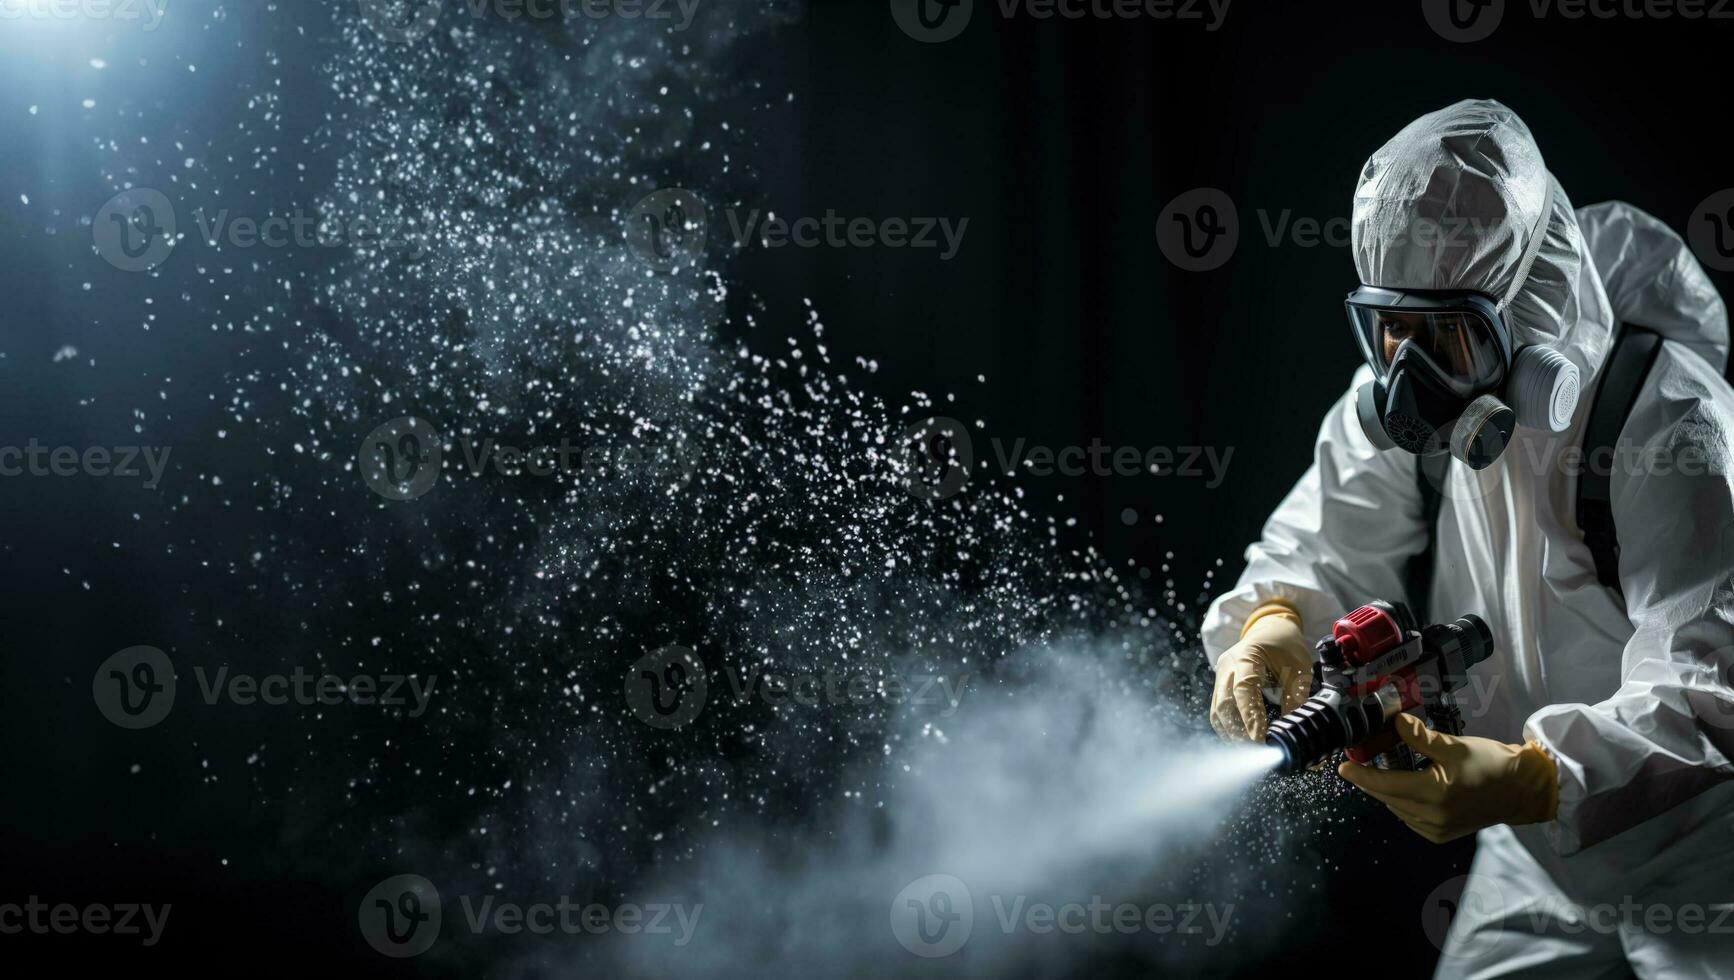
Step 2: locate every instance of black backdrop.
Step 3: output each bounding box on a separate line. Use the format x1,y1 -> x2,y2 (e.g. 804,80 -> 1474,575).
3,0 -> 1732,976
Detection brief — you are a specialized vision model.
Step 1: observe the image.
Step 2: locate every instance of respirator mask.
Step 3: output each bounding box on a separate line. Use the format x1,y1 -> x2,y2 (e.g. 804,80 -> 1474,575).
1347,180 -> 1580,469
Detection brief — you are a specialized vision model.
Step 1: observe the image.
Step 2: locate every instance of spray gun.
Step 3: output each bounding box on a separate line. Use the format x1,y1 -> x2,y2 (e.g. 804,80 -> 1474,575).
1265,600 -> 1494,775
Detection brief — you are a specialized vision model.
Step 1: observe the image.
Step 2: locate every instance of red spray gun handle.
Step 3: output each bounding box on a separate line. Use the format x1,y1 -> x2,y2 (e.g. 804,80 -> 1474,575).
1265,600 -> 1494,775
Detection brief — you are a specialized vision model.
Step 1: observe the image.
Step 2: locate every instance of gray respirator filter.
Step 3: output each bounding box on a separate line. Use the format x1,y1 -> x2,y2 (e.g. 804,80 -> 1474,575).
1508,345 -> 1581,432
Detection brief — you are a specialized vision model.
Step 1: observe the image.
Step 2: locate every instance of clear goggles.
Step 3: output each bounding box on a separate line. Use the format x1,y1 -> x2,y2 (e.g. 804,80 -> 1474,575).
1345,286 -> 1512,397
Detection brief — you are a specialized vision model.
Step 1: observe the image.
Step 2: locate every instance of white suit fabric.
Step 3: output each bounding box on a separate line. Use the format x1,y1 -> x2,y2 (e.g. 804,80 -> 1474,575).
1201,100 -> 1734,977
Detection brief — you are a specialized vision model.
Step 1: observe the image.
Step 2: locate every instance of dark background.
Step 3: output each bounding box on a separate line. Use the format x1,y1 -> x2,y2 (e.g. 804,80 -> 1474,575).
2,0 -> 1731,975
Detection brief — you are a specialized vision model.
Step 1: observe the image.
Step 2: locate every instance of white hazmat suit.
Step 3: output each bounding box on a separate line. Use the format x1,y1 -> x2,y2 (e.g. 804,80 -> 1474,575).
1202,100 -> 1734,977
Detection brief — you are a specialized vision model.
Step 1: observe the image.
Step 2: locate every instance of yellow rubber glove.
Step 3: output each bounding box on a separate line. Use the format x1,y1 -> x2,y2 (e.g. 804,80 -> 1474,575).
1210,601 -> 1313,742
1338,713 -> 1560,843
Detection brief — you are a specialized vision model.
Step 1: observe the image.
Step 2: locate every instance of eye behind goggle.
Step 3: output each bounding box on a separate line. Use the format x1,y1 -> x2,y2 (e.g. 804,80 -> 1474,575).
1344,288 -> 1511,394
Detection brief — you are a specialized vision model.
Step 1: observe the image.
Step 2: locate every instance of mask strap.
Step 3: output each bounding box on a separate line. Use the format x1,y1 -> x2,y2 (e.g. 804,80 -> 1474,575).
1496,174 -> 1555,313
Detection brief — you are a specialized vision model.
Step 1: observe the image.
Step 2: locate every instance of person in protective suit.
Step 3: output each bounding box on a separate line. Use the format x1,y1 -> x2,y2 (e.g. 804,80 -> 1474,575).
1204,99 -> 1734,978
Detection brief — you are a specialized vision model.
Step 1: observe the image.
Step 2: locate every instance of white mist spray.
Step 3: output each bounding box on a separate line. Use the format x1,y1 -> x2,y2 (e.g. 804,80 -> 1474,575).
574,642 -> 1292,978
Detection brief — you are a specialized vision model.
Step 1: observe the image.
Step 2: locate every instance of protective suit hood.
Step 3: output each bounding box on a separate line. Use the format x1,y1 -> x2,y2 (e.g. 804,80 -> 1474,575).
1353,99 -> 1731,386
1353,99 -> 1599,375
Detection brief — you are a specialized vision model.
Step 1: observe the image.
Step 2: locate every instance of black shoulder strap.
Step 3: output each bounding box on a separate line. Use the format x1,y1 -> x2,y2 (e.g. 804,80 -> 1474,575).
1577,324 -> 1664,593
1407,452 -> 1449,623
